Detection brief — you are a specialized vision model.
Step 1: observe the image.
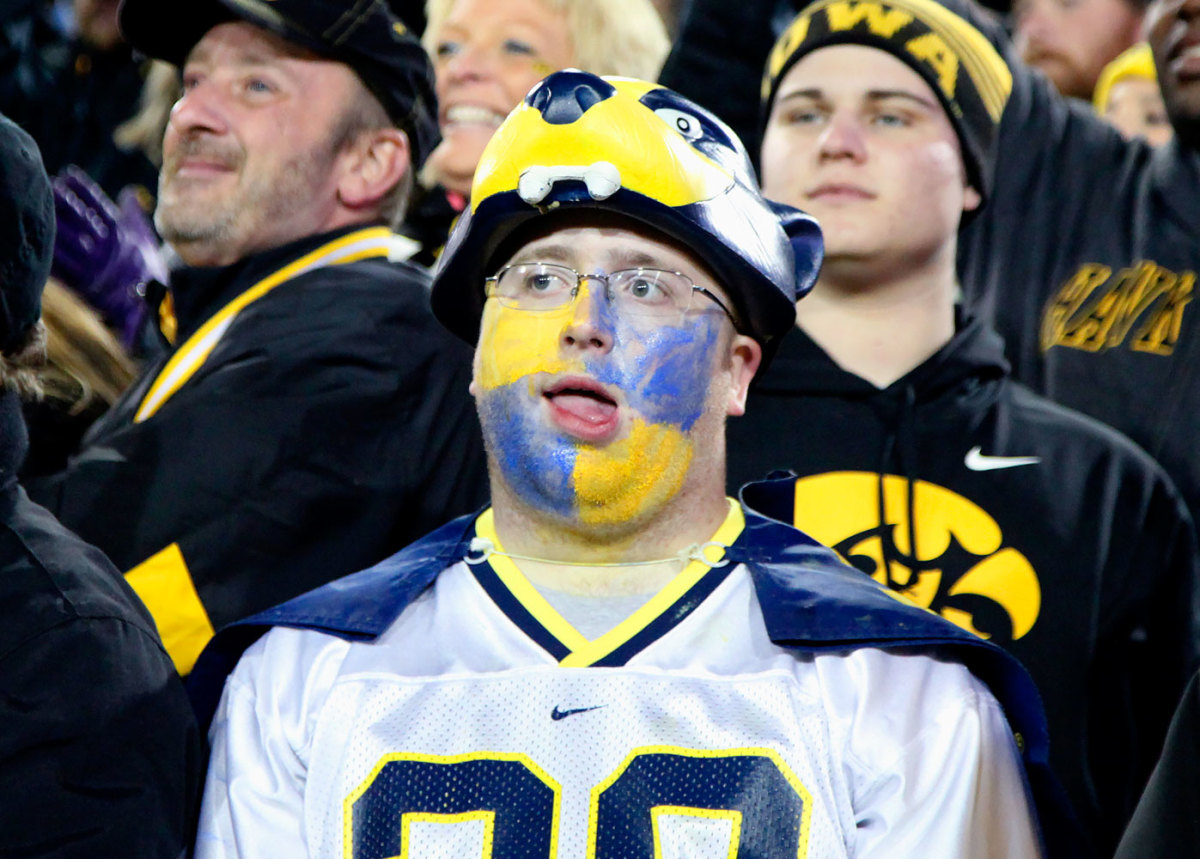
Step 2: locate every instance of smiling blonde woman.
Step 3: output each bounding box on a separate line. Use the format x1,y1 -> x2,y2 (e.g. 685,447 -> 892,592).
422,0 -> 669,199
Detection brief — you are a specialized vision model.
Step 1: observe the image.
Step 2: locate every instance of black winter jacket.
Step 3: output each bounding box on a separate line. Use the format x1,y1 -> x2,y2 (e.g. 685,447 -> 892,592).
1115,667 -> 1200,858
0,390 -> 203,856
30,226 -> 489,674
0,4 -> 158,198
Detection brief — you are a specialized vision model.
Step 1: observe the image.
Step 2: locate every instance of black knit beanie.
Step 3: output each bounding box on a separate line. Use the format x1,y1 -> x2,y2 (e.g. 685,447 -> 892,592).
761,0 -> 1012,206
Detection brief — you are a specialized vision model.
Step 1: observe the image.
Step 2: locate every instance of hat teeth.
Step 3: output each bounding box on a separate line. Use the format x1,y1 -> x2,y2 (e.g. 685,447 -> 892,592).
517,162 -> 622,204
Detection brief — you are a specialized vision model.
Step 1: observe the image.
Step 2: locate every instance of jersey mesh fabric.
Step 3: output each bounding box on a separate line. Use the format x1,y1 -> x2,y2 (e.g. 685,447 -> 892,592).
300,563 -> 855,857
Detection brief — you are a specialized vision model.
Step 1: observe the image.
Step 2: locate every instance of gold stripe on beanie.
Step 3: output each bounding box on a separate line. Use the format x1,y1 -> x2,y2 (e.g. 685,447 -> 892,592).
764,0 -> 1011,122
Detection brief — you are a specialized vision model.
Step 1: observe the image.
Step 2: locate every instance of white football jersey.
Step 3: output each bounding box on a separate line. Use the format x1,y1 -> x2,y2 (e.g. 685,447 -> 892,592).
195,508 -> 1040,858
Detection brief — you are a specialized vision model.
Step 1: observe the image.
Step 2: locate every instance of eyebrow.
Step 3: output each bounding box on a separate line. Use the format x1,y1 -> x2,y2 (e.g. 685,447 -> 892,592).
776,88 -> 940,112
513,245 -> 681,271
186,49 -> 288,71
513,243 -> 573,263
187,36 -> 311,69
866,89 -> 940,111
608,249 -> 671,270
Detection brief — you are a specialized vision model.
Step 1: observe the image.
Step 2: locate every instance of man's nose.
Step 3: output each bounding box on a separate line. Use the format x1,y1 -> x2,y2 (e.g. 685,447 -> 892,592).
817,113 -> 868,162
168,79 -> 229,137
561,278 -> 615,354
1014,2 -> 1051,44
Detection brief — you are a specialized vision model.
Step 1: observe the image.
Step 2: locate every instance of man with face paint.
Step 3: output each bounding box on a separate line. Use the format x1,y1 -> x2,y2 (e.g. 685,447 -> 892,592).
186,71 -> 1073,857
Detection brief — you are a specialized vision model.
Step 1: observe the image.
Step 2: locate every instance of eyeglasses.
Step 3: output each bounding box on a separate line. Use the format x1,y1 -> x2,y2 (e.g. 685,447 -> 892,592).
484,263 -> 737,325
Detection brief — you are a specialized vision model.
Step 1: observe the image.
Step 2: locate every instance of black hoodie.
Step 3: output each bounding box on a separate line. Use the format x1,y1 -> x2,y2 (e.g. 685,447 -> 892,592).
731,315 -> 1200,856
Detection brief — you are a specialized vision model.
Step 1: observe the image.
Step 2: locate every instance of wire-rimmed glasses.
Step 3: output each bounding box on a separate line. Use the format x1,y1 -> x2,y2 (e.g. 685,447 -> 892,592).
484,262 -> 736,324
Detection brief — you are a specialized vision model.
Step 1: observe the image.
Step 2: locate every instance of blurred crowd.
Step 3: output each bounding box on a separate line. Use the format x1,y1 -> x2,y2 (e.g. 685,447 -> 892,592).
0,0 -> 1197,856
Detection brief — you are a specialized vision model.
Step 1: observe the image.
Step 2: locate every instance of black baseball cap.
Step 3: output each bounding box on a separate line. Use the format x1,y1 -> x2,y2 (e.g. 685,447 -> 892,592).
0,112 -> 52,354
118,0 -> 439,168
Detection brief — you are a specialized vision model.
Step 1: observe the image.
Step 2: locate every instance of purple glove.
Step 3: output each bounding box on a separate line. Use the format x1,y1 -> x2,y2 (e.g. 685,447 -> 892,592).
51,166 -> 168,349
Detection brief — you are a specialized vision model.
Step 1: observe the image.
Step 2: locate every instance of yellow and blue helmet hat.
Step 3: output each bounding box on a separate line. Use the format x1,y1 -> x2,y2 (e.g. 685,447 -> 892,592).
430,70 -> 823,354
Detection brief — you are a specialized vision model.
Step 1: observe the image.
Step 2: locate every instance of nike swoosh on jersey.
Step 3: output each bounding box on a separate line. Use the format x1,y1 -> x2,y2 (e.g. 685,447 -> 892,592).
964,446 -> 1042,471
550,705 -> 605,721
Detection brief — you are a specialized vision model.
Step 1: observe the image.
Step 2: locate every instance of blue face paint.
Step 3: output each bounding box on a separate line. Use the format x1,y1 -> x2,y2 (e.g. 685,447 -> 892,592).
473,220 -> 737,524
476,300 -> 726,522
591,313 -> 721,432
476,382 -> 577,519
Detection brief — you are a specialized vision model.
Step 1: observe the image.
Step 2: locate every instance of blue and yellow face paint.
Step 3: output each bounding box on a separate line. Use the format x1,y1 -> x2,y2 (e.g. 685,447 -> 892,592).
474,278 -> 726,526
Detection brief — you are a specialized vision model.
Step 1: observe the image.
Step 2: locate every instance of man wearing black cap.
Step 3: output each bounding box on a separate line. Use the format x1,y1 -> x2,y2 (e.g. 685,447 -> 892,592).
0,111 -> 203,857
734,1 -> 1200,854
182,71 -> 1071,857
29,0 -> 488,676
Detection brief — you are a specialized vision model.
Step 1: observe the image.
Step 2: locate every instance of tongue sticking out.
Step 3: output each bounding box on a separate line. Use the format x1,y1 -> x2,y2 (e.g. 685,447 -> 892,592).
545,386 -> 620,442
548,391 -> 617,424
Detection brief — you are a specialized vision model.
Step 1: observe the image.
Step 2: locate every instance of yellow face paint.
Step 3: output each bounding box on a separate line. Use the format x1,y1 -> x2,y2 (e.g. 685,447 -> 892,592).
574,418 -> 694,526
476,300 -> 574,392
471,230 -> 728,526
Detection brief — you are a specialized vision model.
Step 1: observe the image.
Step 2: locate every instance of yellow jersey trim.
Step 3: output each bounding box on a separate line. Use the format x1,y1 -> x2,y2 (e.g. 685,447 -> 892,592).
587,745 -> 813,858
474,500 -> 745,667
651,806 -> 743,858
343,750 -> 562,858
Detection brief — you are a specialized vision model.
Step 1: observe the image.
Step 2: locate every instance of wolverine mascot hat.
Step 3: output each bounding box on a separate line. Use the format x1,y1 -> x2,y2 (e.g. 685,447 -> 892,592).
430,70 -> 824,362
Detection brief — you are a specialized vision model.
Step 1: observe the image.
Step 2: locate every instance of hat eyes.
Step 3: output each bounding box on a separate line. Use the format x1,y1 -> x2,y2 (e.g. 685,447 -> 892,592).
655,108 -> 704,141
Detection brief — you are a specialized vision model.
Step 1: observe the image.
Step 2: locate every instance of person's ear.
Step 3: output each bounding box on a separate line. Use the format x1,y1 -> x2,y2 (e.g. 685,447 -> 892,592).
963,184 -> 982,214
726,334 -> 762,417
337,127 -> 410,211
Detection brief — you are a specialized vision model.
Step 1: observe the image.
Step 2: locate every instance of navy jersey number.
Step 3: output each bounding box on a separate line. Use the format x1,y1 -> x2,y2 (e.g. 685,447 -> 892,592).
348,747 -> 811,858
347,753 -> 559,859
592,749 -> 812,857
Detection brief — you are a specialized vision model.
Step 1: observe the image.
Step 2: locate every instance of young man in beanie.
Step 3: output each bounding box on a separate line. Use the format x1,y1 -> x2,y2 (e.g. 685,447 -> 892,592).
663,0 -> 1200,545
0,111 -> 203,857
29,0 -> 488,675
736,1 -> 1200,853
185,71 -> 1067,857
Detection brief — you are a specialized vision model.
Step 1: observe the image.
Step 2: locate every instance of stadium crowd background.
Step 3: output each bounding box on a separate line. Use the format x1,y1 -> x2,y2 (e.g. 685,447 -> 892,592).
0,0 -> 1197,855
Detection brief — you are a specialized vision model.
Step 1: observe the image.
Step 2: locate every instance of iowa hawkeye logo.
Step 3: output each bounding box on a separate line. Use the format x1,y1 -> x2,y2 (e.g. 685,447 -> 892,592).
793,472 -> 1041,641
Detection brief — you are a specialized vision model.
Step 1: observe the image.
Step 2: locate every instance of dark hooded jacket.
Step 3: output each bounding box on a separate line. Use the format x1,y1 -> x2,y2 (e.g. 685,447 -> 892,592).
730,315 -> 1200,855
1115,666 -> 1200,858
0,3 -> 158,198
0,390 -> 203,856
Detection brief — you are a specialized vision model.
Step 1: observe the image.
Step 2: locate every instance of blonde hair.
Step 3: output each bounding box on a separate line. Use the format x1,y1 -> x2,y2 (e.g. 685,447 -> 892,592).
37,279 -> 138,412
423,0 -> 671,82
114,60 -> 182,168
0,323 -> 47,400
